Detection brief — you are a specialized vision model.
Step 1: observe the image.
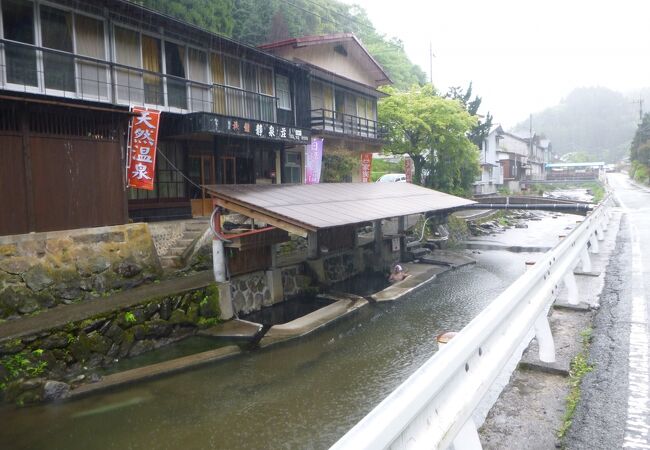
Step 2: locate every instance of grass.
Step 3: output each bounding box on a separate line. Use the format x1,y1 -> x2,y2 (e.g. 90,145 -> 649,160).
371,158 -> 404,181
526,181 -> 605,203
557,327 -> 594,440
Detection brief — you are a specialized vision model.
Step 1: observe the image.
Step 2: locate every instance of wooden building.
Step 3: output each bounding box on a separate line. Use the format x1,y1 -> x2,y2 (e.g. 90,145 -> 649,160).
260,33 -> 391,181
0,0 -> 311,235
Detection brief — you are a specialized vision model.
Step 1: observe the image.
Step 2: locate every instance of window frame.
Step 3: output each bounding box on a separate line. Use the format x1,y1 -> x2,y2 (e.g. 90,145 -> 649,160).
0,0 -> 41,94
276,74 -> 291,111
73,11 -> 110,102
39,2 -> 76,95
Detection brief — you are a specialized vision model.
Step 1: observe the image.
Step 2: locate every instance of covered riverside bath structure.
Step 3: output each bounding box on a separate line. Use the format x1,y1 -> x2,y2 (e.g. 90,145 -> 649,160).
203,182 -> 475,283
203,182 -> 476,237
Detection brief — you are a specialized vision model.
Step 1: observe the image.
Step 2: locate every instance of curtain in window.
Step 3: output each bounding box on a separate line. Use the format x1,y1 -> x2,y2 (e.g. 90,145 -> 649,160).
356,96 -> 367,135
224,57 -> 243,117
142,35 -> 163,105
210,53 -> 226,114
114,27 -> 143,104
2,0 -> 38,87
40,5 -> 75,92
242,63 -> 258,120
258,67 -> 274,121
310,81 -> 323,109
165,42 -> 187,109
75,15 -> 107,100
188,48 -> 209,112
323,84 -> 333,118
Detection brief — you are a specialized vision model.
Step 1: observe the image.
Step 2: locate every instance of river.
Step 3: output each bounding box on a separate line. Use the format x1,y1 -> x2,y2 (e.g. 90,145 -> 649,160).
0,212 -> 578,450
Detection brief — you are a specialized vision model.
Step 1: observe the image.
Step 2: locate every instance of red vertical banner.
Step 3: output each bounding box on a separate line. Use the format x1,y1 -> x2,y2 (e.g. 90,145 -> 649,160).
127,107 -> 161,190
404,156 -> 414,183
360,152 -> 373,182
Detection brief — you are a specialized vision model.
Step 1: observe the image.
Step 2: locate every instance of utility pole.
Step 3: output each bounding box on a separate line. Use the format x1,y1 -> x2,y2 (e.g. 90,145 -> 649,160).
429,42 -> 432,85
529,114 -> 534,178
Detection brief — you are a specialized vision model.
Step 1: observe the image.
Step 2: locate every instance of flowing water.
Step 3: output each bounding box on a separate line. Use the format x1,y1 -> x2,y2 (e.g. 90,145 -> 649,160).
0,213 -> 578,450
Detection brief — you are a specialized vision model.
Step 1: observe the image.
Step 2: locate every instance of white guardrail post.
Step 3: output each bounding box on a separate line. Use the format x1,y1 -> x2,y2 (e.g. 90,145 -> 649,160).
330,196 -> 612,450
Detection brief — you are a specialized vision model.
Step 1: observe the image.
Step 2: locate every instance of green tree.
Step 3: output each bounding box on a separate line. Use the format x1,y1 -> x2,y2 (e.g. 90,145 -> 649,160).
135,0 -> 427,90
138,0 -> 234,36
631,113 -> 650,165
445,82 -> 493,149
321,153 -> 359,182
562,151 -> 591,163
379,85 -> 479,194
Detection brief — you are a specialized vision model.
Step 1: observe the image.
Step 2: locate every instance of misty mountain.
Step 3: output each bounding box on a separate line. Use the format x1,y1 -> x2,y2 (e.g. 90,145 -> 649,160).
513,87 -> 649,162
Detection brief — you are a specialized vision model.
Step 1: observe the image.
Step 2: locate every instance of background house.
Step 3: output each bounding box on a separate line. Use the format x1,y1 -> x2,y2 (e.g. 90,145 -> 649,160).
512,131 -> 551,183
260,33 -> 391,182
474,124 -> 504,195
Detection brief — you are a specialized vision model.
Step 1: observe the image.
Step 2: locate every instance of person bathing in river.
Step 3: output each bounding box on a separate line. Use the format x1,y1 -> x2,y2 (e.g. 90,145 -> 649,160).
388,264 -> 408,283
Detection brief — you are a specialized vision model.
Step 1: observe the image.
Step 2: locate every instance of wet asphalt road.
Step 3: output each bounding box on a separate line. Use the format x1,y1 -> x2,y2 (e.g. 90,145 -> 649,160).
566,173 -> 650,449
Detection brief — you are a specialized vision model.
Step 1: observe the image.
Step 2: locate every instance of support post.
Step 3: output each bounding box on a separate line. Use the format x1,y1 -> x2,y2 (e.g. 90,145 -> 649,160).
307,231 -> 318,260
589,235 -> 600,254
601,213 -> 609,231
534,314 -> 556,363
563,271 -> 579,305
398,216 -> 406,261
596,224 -> 605,241
452,418 -> 482,450
579,247 -> 592,272
212,239 -> 226,282
373,220 -> 383,261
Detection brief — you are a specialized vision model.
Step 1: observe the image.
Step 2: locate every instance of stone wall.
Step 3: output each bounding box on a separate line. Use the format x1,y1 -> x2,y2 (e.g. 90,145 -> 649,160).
228,265 -> 311,316
230,271 -> 272,315
0,224 -> 162,319
281,265 -> 310,298
323,252 -> 357,283
0,284 -> 220,405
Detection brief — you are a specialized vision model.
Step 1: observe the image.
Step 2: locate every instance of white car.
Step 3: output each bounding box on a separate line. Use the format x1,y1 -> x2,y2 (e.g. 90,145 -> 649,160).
377,173 -> 407,183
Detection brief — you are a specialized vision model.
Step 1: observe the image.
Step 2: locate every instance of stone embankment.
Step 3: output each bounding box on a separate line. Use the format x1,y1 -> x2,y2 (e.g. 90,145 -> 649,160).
0,224 -> 162,319
0,277 -> 221,406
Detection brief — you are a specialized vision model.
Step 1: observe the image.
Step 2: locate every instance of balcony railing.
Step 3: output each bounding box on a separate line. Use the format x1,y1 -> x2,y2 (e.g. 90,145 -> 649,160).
0,39 -> 278,123
310,108 -> 387,140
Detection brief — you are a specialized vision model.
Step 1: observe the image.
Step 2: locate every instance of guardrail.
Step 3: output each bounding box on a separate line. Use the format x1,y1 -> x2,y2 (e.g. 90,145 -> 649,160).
331,196 -> 612,450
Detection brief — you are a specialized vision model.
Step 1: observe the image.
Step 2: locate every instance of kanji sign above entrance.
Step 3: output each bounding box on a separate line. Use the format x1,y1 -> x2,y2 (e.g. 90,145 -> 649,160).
127,107 -> 161,190
177,113 -> 311,144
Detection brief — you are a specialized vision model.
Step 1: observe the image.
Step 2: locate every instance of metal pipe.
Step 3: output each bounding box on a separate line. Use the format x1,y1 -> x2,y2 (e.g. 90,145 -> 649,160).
210,208 -> 229,283
456,203 -> 593,214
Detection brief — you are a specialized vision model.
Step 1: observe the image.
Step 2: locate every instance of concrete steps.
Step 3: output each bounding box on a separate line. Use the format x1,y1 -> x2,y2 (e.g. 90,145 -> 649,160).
160,219 -> 210,270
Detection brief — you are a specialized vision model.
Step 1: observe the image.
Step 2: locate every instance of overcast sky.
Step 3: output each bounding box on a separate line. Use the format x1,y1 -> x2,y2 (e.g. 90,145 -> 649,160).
343,0 -> 649,128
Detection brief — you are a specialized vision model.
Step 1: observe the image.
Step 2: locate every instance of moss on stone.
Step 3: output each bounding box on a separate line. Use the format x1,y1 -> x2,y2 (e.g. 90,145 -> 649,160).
186,303 -> 200,323
0,244 -> 17,257
169,309 -> 190,325
198,284 -> 220,319
0,339 -> 25,355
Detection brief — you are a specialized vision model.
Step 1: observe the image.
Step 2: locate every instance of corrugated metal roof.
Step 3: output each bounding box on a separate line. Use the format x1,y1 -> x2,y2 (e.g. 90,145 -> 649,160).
204,183 -> 475,236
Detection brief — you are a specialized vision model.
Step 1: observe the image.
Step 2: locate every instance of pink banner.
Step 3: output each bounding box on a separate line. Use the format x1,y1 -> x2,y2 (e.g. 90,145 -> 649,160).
304,138 -> 323,184
360,153 -> 373,182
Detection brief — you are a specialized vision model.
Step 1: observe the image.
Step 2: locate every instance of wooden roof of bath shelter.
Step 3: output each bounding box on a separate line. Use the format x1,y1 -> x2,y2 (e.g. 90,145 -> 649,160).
203,183 -> 475,237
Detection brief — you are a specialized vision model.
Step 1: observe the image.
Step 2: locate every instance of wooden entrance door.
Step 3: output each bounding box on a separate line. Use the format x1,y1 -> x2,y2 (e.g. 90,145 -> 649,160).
221,156 -> 236,184
189,154 -> 216,217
